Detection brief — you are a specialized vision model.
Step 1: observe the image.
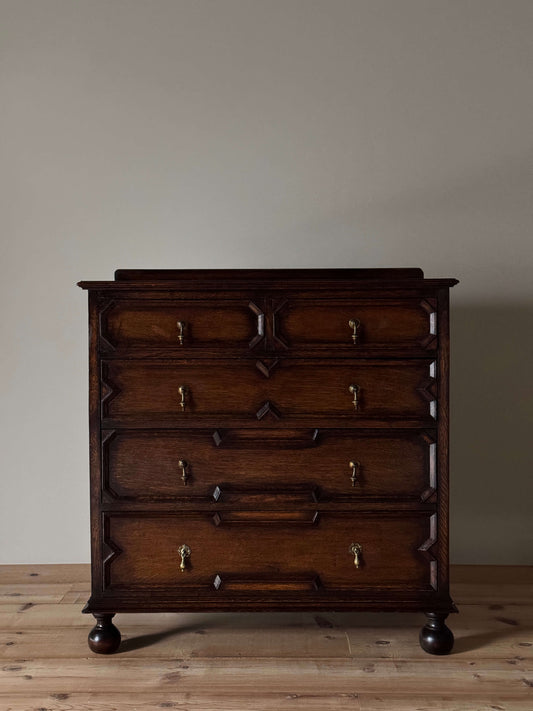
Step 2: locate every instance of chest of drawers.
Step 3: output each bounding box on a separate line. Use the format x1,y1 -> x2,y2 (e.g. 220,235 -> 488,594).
78,268 -> 458,655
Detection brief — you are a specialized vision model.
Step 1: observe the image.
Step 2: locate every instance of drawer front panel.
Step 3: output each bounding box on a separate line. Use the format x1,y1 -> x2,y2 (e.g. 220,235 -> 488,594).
100,299 -> 261,350
101,359 -> 436,421
102,429 -> 435,503
277,299 -> 436,350
104,513 -> 434,592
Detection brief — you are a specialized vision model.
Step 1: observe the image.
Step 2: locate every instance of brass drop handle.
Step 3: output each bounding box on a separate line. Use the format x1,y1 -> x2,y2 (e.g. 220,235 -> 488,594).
349,543 -> 362,568
349,460 -> 360,487
348,384 -> 359,411
177,321 -> 186,345
178,385 -> 188,411
178,544 -> 191,572
348,319 -> 360,344
178,459 -> 189,485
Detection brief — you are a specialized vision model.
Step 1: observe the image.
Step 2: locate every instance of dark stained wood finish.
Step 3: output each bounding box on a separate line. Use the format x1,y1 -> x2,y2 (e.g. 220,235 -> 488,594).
102,429 -> 436,503
98,295 -> 437,354
79,268 -> 458,654
87,613 -> 121,655
104,512 -> 433,592
100,299 -> 260,350
274,298 -> 436,351
101,359 -> 437,421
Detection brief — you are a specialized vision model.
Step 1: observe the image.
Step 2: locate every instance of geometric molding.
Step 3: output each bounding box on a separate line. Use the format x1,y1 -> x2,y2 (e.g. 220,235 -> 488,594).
419,431 -> 437,502
211,483 -> 320,505
102,516 -> 123,588
212,430 -> 224,447
97,298 -> 117,351
100,363 -> 121,418
211,511 -> 320,527
255,358 -> 280,378
248,301 -> 266,350
419,298 -> 438,350
212,428 -> 319,449
416,361 -> 438,420
271,298 -> 289,350
255,400 -> 282,420
417,512 -> 438,590
213,573 -> 322,592
101,430 -> 120,501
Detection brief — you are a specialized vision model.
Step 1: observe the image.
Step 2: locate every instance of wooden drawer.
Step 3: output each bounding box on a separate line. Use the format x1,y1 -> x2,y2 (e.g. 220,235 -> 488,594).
275,298 -> 437,351
99,299 -> 261,351
98,297 -> 436,354
103,512 -> 435,593
102,429 -> 436,503
101,359 -> 437,423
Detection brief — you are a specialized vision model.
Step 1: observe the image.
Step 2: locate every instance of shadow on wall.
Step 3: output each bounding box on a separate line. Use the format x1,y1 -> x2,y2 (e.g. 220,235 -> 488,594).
450,304 -> 533,564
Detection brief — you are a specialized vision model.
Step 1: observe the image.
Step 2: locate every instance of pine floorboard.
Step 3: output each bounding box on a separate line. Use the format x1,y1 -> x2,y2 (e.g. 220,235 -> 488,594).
0,565 -> 531,710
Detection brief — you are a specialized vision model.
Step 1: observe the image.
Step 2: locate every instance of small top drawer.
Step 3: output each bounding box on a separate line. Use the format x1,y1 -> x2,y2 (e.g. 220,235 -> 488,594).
99,299 -> 262,351
274,298 -> 437,352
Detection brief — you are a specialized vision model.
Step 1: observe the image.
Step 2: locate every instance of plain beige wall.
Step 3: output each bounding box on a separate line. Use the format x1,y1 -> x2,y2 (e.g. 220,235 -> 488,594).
1,0 -> 532,564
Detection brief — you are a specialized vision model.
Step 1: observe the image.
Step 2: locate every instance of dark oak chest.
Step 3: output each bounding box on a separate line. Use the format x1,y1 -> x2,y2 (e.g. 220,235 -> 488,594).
78,268 -> 458,654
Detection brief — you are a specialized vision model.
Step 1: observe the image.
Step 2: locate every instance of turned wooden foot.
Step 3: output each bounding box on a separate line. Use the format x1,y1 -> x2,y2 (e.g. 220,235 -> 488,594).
88,613 -> 121,654
419,612 -> 454,655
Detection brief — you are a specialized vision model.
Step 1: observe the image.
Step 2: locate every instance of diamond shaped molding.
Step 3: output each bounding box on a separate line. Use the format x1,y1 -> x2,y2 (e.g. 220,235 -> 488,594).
255,400 -> 282,420
255,358 -> 280,378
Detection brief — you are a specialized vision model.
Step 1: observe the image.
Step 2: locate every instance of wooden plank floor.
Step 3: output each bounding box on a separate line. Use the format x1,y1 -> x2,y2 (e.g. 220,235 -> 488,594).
0,565 -> 531,710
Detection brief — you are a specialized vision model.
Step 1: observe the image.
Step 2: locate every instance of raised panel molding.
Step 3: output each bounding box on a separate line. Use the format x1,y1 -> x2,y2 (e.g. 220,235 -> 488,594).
100,363 -> 121,419
270,297 -> 290,350
418,512 -> 438,590
417,360 -> 438,420
419,431 -> 437,502
213,573 -> 322,592
102,516 -> 123,588
419,298 -> 438,350
212,511 -> 320,527
97,298 -> 117,351
212,428 -> 319,448
255,400 -> 282,420
255,358 -> 280,378
248,301 -> 266,350
101,430 -> 120,502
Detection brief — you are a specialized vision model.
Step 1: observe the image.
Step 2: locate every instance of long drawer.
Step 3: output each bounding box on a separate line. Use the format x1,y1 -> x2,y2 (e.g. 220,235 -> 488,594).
98,297 -> 436,353
103,512 -> 436,593
101,359 -> 437,422
101,429 -> 436,503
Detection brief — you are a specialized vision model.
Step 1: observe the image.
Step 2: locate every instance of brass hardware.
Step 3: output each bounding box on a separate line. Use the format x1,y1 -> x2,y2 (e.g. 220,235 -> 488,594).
348,384 -> 359,411
349,543 -> 362,568
177,321 -> 186,345
349,460 -> 360,487
178,544 -> 191,572
348,319 -> 360,344
178,385 -> 188,411
178,459 -> 189,485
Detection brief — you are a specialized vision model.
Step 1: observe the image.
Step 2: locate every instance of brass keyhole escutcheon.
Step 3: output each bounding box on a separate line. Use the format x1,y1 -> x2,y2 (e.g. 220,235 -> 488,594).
178,544 -> 191,572
177,321 -> 186,345
178,385 -> 188,411
349,543 -> 362,568
349,461 -> 360,487
348,384 -> 359,411
348,319 -> 360,344
178,459 -> 189,485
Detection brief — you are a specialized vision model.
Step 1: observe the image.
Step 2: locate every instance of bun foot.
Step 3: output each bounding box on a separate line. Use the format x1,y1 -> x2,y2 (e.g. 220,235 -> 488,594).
88,613 -> 121,654
419,612 -> 454,655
